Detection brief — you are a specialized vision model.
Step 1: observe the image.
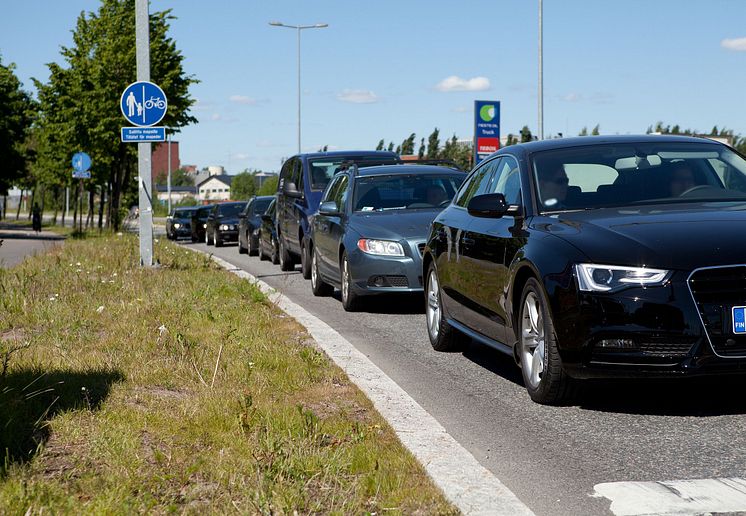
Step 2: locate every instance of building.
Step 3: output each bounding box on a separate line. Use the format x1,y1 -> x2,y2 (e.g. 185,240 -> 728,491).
152,141 -> 180,184
194,165 -> 225,189
197,174 -> 233,201
155,185 -> 197,204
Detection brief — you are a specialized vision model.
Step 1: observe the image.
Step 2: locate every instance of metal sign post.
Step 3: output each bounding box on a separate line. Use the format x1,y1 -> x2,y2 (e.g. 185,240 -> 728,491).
135,0 -> 153,267
71,152 -> 92,233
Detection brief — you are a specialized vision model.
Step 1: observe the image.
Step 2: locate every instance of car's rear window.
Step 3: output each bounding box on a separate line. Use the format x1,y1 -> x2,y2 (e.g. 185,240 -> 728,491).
218,203 -> 245,217
254,199 -> 272,214
309,156 -> 400,191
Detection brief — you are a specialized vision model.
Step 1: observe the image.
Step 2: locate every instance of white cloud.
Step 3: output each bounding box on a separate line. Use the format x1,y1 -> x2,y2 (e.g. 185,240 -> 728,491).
435,75 -> 490,92
211,113 -> 222,121
722,37 -> 746,51
229,95 -> 257,105
232,153 -> 250,160
562,92 -> 581,102
336,89 -> 379,104
451,106 -> 470,113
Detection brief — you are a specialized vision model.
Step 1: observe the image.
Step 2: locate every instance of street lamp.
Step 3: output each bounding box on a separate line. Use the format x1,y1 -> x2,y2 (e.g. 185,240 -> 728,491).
269,21 -> 328,153
538,0 -> 544,140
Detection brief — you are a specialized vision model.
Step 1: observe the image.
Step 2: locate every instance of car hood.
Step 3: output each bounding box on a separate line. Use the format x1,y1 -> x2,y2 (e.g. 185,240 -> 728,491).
350,209 -> 440,241
535,202 -> 746,270
218,217 -> 240,225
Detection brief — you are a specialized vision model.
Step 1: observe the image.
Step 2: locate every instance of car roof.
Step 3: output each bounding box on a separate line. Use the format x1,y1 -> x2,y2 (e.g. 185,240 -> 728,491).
297,150 -> 399,160
495,134 -> 723,157
253,195 -> 275,200
354,164 -> 465,177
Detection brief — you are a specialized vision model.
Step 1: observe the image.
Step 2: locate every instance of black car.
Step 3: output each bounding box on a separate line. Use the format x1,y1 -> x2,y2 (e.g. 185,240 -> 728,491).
191,204 -> 214,243
423,135 -> 746,404
258,197 -> 279,264
166,207 -> 196,240
238,195 -> 274,255
205,201 -> 246,247
310,164 -> 464,311
275,150 -> 401,275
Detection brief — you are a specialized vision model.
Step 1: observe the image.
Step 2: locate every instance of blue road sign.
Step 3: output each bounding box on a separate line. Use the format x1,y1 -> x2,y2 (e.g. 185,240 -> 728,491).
473,100 -> 501,165
72,152 -> 91,173
120,81 -> 168,127
121,126 -> 166,143
72,170 -> 91,179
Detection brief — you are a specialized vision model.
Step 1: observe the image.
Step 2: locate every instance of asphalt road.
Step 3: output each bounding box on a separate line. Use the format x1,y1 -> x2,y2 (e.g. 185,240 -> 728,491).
0,225 -> 64,268
181,238 -> 746,515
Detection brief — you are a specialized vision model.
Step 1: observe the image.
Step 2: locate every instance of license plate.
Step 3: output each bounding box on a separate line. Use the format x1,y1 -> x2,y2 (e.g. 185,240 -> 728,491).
733,306 -> 746,334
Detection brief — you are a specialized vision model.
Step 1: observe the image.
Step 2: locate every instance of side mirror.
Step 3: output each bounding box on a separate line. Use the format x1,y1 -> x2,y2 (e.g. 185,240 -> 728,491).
284,181 -> 302,198
318,201 -> 341,216
467,193 -> 521,218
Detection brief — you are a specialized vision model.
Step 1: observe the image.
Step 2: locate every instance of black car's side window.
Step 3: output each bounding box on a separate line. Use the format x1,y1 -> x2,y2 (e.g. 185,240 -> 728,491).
322,175 -> 344,204
488,156 -> 522,205
333,175 -> 349,211
455,159 -> 499,207
294,159 -> 304,194
279,158 -> 293,190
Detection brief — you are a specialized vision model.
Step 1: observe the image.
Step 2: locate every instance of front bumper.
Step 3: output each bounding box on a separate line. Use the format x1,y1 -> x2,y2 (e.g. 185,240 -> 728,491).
347,240 -> 425,296
552,271 -> 746,379
217,230 -> 238,242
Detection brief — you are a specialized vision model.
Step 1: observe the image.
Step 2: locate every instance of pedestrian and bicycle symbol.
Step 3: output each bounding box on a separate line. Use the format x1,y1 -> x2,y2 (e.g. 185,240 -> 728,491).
120,81 -> 167,127
72,151 -> 92,179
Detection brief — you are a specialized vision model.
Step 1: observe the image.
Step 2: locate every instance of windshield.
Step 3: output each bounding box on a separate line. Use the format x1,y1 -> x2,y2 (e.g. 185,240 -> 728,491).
353,174 -> 464,212
174,209 -> 194,219
218,203 -> 245,217
532,142 -> 746,212
309,155 -> 400,192
253,199 -> 272,214
196,207 -> 211,219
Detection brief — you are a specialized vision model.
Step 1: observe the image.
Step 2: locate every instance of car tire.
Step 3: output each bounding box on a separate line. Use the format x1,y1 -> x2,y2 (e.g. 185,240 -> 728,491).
518,278 -> 576,405
214,230 -> 223,247
238,231 -> 248,254
248,234 -> 259,257
206,228 -> 214,246
425,262 -> 469,352
278,235 -> 294,271
340,251 -> 362,312
311,247 -> 333,297
271,238 -> 280,265
300,237 -> 312,280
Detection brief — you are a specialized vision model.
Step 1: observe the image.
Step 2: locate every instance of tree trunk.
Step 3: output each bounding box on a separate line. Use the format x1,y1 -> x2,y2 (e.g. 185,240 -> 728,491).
86,188 -> 94,229
72,185 -> 79,230
39,185 -> 46,225
15,189 -> 24,220
27,187 -> 35,220
98,184 -> 105,230
52,187 -> 59,226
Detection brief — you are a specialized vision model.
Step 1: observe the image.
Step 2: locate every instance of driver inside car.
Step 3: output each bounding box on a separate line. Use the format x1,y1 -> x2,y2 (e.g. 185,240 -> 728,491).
668,162 -> 697,196
426,185 -> 449,206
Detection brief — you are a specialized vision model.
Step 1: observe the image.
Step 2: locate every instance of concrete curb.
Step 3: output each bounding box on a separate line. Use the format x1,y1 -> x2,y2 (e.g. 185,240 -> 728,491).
201,250 -> 535,516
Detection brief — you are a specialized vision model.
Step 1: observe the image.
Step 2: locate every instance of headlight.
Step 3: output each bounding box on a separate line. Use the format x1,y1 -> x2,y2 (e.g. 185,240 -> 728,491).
202,223 -> 207,228
575,263 -> 671,292
220,224 -> 233,231
173,223 -> 181,229
357,239 -> 404,256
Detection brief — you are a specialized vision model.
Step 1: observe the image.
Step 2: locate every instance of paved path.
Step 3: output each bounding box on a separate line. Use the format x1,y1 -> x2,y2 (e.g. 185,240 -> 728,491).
182,238 -> 746,516
0,224 -> 64,268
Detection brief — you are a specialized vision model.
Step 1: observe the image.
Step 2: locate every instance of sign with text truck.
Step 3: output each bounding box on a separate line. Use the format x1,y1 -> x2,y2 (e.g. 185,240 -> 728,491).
473,100 -> 500,165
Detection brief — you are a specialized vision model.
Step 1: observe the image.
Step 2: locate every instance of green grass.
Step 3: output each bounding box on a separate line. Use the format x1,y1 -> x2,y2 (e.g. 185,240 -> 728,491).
0,233 -> 456,514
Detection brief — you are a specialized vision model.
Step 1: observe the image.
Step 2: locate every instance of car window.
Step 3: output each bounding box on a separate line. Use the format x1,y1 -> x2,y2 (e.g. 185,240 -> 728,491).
294,159 -> 304,193
489,156 -> 522,205
455,159 -> 498,207
333,175 -> 349,210
253,198 -> 272,214
279,158 -> 293,190
218,203 -> 244,217
309,155 -> 400,192
322,175 -> 345,204
354,174 -> 464,212
241,201 -> 252,216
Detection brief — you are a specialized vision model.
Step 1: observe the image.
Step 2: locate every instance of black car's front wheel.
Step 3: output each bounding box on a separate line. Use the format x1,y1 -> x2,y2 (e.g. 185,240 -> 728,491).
300,237 -> 312,280
238,231 -> 248,254
311,247 -> 333,297
205,228 -> 214,246
271,238 -> 280,265
518,278 -> 575,405
340,251 -> 361,311
248,234 -> 259,256
214,229 -> 223,247
278,236 -> 294,271
425,263 -> 468,351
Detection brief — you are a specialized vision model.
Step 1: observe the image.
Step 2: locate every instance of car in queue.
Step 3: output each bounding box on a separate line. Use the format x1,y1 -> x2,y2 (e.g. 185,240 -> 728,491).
205,201 -> 247,247
310,164 -> 465,311
191,204 -> 214,243
423,135 -> 746,404
237,195 -> 274,256
258,197 -> 280,264
275,150 -> 401,276
166,207 -> 196,240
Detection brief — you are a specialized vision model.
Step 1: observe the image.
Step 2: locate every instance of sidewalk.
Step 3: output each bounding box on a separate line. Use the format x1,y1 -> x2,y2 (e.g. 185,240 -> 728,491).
0,223 -> 64,268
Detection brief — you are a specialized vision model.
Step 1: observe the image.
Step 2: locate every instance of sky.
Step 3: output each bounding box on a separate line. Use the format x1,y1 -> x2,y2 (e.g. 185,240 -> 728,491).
2,0 -> 745,173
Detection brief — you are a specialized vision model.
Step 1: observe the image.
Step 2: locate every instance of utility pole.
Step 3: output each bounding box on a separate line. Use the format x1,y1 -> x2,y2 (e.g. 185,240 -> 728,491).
538,0 -> 544,140
135,0 -> 153,266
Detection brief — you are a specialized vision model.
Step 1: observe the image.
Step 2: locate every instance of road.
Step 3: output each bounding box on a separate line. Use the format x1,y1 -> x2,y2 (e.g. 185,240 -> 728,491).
0,224 -> 64,268
181,238 -> 746,515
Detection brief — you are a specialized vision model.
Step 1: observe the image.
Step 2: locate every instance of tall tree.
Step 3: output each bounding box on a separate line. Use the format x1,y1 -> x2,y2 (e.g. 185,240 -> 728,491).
426,127 -> 440,159
0,57 -> 35,196
257,176 -> 278,196
375,139 -> 384,151
578,126 -> 588,136
520,126 -> 533,143
591,124 -> 600,136
400,133 -> 416,155
417,138 -> 425,159
231,171 -> 257,200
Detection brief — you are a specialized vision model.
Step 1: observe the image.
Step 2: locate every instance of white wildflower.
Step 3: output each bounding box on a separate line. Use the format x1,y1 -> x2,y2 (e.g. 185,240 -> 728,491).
158,324 -> 167,336
96,306 -> 105,313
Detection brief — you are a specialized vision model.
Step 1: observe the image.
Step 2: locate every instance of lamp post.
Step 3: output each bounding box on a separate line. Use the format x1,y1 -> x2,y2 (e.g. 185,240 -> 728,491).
538,0 -> 544,140
269,21 -> 328,154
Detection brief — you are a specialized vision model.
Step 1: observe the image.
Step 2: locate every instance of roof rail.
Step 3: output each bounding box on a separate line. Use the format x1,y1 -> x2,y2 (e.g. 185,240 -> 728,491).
400,159 -> 464,171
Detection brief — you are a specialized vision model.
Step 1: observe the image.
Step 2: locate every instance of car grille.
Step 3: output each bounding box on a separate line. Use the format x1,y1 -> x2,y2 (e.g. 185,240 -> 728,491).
688,265 -> 746,357
367,275 -> 409,288
637,340 -> 696,357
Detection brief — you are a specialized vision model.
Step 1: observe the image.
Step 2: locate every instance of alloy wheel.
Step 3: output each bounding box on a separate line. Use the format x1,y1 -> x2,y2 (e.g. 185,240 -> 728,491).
341,258 -> 350,303
521,292 -> 546,390
426,269 -> 441,340
311,250 -> 319,289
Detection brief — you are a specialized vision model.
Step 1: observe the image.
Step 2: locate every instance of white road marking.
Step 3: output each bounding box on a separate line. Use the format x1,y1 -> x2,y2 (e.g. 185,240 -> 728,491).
201,251 -> 535,516
594,477 -> 746,515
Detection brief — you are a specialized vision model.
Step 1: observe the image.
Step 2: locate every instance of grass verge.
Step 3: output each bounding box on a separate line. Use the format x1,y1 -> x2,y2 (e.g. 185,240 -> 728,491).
0,233 -> 456,514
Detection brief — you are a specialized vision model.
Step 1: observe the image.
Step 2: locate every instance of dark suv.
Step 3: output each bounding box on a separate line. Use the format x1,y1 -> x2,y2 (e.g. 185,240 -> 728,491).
238,195 -> 274,255
275,151 -> 400,276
